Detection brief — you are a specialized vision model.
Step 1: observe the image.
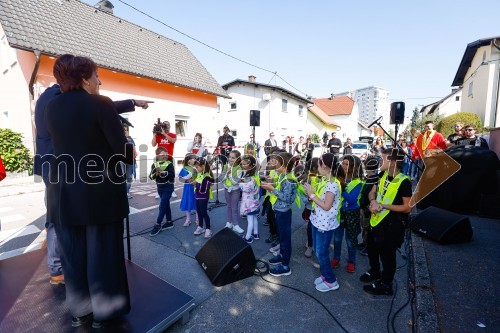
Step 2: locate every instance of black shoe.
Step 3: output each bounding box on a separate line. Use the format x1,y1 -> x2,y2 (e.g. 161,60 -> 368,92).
71,314 -> 92,327
363,281 -> 393,296
92,321 -> 102,329
265,235 -> 277,243
161,221 -> 174,230
359,271 -> 381,283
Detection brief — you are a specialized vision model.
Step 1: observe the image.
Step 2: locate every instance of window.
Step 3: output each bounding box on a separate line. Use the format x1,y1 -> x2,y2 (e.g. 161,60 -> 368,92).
468,82 -> 473,97
298,105 -> 303,117
175,116 -> 188,137
455,96 -> 460,102
229,102 -> 237,110
231,130 -> 237,138
282,99 -> 288,112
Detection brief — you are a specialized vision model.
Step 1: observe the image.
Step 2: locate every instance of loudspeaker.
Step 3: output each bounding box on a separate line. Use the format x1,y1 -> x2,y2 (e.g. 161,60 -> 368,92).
390,102 -> 405,124
250,110 -> 260,127
409,206 -> 473,244
195,228 -> 256,286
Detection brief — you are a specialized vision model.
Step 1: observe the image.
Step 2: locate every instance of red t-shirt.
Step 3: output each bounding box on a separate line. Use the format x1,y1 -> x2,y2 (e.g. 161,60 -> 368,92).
414,131 -> 446,159
155,133 -> 177,158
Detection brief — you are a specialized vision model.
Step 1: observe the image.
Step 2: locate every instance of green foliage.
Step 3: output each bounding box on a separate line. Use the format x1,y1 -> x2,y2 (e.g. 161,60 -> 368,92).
410,107 -> 419,128
0,128 -> 33,173
435,112 -> 483,137
309,133 -> 320,143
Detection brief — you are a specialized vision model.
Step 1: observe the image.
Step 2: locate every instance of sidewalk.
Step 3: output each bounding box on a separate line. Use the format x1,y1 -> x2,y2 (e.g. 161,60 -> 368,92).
0,174 -> 45,197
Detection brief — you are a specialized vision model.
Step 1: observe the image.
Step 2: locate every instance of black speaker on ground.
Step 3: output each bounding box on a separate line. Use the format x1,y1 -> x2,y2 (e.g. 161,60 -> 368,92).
409,206 -> 473,244
195,228 -> 256,286
390,101 -> 405,124
250,109 -> 260,126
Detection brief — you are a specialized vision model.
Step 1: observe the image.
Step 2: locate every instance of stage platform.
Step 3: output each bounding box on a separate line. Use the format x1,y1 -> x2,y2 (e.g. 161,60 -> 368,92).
0,250 -> 195,332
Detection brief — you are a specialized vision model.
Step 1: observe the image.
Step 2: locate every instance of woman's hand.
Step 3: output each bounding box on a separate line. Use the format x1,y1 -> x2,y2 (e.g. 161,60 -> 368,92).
302,183 -> 313,196
261,183 -> 274,191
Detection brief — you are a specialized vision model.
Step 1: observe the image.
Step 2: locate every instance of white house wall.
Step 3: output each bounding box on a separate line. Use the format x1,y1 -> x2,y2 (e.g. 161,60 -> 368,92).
0,30 -> 34,153
217,84 -> 308,146
436,90 -> 462,118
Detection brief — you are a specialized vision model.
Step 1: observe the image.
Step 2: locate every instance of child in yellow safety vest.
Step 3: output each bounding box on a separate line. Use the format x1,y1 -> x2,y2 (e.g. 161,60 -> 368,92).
179,153 -> 199,227
191,157 -> 215,238
361,148 -> 412,296
303,153 -> 343,292
332,155 -> 363,274
223,150 -> 245,234
261,152 -> 298,277
149,147 -> 176,237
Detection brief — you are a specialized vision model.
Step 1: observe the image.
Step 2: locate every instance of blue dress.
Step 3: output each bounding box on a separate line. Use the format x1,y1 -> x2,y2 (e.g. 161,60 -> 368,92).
179,167 -> 196,211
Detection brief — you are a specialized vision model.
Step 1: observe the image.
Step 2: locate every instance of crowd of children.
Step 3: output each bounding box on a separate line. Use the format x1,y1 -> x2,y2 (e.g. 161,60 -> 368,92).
146,145 -> 412,295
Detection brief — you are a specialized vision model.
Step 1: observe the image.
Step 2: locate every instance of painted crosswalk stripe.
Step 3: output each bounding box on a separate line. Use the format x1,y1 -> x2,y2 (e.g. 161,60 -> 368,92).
0,214 -> 25,224
0,207 -> 14,213
0,225 -> 41,244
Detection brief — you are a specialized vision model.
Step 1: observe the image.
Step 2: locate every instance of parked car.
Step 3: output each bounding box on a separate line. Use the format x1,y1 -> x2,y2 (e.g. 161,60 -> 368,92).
312,143 -> 325,159
350,141 -> 371,160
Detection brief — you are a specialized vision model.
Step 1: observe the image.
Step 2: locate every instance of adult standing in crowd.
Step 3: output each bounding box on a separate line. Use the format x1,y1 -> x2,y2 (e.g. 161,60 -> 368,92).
294,136 -> 304,156
456,125 -> 489,148
305,137 -> 314,162
446,122 -> 464,146
45,54 -> 133,328
264,132 -> 278,156
371,137 -> 384,157
216,125 -> 235,165
343,138 -> 353,155
151,120 -> 177,160
327,132 -> 342,157
413,120 -> 447,181
123,125 -> 137,199
187,132 -> 206,157
34,78 -> 150,286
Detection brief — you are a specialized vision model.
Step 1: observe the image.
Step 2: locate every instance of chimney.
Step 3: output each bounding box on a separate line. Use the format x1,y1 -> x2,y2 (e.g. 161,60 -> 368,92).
95,0 -> 114,14
330,93 -> 334,100
248,75 -> 256,82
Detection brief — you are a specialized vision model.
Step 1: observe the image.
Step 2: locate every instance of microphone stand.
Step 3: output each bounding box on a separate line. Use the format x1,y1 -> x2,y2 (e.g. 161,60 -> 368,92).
208,142 -> 227,211
373,121 -> 423,174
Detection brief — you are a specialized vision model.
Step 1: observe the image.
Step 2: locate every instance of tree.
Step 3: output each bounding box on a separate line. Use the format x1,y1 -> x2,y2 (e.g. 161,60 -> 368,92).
410,107 -> 419,128
0,128 -> 33,173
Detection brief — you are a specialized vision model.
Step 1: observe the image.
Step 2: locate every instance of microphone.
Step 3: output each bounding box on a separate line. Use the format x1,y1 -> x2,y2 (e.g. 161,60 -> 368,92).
367,116 -> 383,128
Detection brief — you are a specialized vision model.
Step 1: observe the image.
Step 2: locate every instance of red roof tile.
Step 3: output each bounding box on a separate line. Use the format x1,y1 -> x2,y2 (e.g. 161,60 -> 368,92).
313,96 -> 354,116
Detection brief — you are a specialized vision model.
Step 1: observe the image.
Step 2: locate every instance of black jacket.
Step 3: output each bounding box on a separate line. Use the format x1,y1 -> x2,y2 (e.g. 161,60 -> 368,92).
45,90 -> 133,226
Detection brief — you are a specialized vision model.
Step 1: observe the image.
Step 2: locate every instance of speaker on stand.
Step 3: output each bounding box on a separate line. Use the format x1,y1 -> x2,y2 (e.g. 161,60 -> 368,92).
390,102 -> 405,147
250,110 -> 260,147
195,228 -> 256,286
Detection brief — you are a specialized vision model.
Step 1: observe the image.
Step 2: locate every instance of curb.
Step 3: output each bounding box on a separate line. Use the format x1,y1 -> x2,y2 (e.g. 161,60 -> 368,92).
411,233 -> 439,333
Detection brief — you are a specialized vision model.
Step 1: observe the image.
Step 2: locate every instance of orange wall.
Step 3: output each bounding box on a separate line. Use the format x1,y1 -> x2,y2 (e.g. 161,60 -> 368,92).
34,54 -> 217,107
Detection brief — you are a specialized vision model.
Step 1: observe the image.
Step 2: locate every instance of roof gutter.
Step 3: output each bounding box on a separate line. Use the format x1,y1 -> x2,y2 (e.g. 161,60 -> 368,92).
29,50 -> 41,154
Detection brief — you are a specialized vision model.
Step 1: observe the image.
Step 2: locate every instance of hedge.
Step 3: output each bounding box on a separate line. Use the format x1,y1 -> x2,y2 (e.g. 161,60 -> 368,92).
436,112 -> 483,138
0,128 -> 33,173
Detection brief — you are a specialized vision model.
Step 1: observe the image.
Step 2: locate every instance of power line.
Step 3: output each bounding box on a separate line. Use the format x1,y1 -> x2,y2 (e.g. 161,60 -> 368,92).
116,0 -> 308,97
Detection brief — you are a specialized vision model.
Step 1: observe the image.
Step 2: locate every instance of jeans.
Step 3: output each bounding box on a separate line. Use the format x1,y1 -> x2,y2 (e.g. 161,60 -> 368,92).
275,209 -> 292,266
312,225 -> 336,283
333,225 -> 357,264
44,182 -> 62,276
125,164 -> 134,193
196,199 -> 210,229
156,184 -> 174,223
225,189 -> 240,226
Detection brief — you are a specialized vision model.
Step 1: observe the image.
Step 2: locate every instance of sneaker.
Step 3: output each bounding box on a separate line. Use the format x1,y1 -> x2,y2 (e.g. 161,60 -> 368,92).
92,321 -> 102,329
71,314 -> 92,328
271,249 -> 280,257
268,255 -> 283,265
224,222 -> 233,229
304,247 -> 313,258
346,262 -> 355,273
269,265 -> 291,277
360,247 -> 368,256
252,233 -> 260,240
161,221 -> 174,230
232,225 -> 244,234
183,219 -> 191,227
193,226 -> 205,235
363,281 -> 393,296
331,258 -> 340,268
150,223 -> 162,236
265,234 -> 277,243
269,243 -> 280,253
49,274 -> 65,285
359,271 -> 381,283
204,229 -> 212,238
242,236 -> 253,244
316,280 -> 340,292
172,192 -> 177,198
314,275 -> 325,285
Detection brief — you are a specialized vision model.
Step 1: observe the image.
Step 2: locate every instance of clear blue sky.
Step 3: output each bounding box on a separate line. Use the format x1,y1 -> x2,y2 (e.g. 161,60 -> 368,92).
85,0 -> 499,112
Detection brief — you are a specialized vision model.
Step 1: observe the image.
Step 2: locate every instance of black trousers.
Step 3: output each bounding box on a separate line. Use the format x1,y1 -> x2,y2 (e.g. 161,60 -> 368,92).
266,202 -> 277,236
366,219 -> 403,285
54,222 -> 130,322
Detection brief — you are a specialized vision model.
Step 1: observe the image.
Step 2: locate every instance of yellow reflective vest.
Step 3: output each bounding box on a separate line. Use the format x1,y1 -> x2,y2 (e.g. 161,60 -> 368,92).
370,171 -> 409,227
